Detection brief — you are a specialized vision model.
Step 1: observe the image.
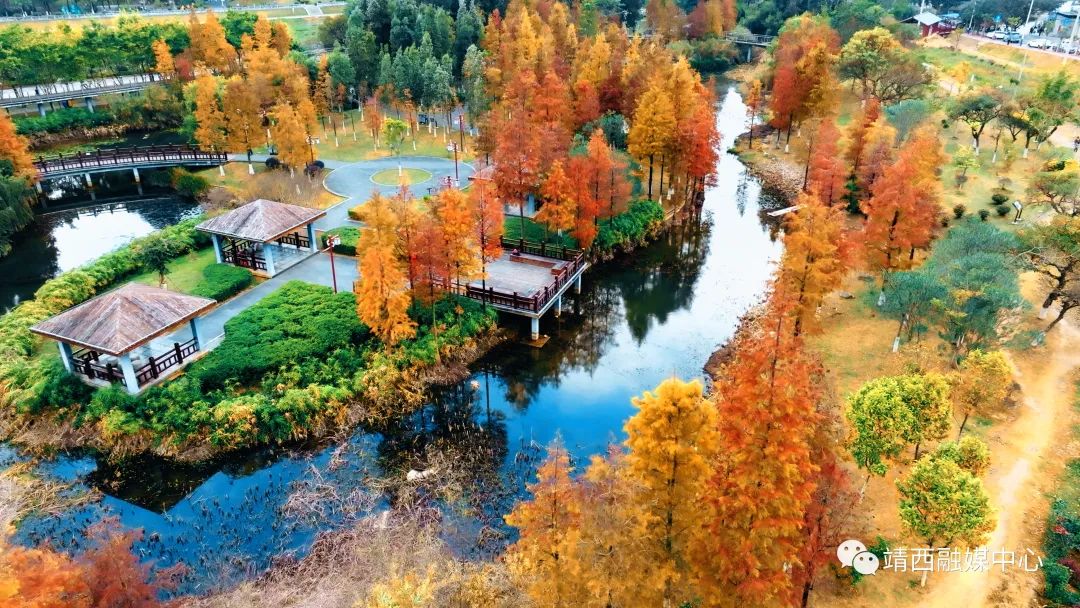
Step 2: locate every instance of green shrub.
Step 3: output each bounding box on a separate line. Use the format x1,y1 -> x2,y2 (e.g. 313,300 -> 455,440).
188,281 -> 367,390
322,226 -> 360,256
996,205 -> 1011,217
978,209 -> 990,221
953,203 -> 967,219
171,168 -> 210,200
347,205 -> 364,221
595,199 -> 665,252
14,108 -> 116,136
0,217 -> 207,409
991,192 -> 1009,205
190,264 -> 253,300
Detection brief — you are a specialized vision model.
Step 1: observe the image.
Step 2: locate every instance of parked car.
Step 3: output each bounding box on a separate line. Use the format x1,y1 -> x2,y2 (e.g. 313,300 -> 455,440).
1060,41 -> 1077,54
1027,38 -> 1050,48
989,30 -> 1007,39
1006,32 -> 1022,43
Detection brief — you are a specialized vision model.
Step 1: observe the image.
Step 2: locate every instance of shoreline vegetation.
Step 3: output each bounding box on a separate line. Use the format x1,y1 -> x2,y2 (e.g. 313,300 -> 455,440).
0,186 -> 674,463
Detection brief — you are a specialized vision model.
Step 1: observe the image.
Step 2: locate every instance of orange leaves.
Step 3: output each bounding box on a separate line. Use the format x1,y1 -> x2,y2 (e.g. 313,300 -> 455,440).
0,522 -> 180,608
192,74 -> 226,153
151,40 -> 174,81
694,295 -> 822,606
778,192 -> 846,335
860,126 -> 943,275
504,441 -> 586,608
806,119 -> 846,206
0,111 -> 35,180
536,160 -> 577,235
269,101 -> 310,170
187,8 -> 235,74
768,15 -> 841,132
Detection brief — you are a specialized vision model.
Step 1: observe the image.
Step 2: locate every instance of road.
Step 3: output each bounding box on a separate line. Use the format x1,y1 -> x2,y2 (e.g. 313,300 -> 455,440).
0,1 -> 345,24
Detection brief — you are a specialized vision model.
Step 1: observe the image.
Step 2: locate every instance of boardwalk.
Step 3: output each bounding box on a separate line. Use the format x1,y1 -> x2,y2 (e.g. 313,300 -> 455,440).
34,146 -> 227,179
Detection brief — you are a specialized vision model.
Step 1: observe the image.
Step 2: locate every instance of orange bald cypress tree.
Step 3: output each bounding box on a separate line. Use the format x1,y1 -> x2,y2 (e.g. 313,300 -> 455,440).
470,177 -> 503,291
854,118 -> 896,198
193,74 -> 226,154
0,111 -> 35,179
778,192 -> 845,336
354,192 -> 416,345
844,97 -> 881,173
861,126 -> 943,299
624,377 -> 719,607
536,160 -> 578,237
492,71 -> 542,239
188,9 -> 235,73
693,294 -> 821,607
806,118 -> 846,205
504,440 -> 587,608
151,39 -> 175,81
270,101 -> 310,171
434,187 -> 480,285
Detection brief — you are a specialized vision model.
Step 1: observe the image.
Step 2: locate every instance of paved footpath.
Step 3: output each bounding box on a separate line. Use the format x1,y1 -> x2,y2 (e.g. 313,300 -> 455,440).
157,155 -> 473,349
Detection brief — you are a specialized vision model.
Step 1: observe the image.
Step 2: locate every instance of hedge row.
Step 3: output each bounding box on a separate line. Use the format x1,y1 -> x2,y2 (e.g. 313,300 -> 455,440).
14,108 -> 117,136
0,217 -> 208,412
322,226 -> 360,256
595,199 -> 665,253
77,283 -> 496,449
190,264 -> 253,301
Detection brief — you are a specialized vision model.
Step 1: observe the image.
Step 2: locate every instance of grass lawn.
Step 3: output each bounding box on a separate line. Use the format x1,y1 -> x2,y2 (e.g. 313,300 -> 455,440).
129,247 -> 218,294
298,109 -> 478,164
503,215 -> 578,249
371,167 -> 432,186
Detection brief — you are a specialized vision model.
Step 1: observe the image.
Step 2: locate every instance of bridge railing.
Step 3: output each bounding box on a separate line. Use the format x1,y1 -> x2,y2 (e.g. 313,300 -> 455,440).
722,33 -> 776,46
33,145 -> 227,175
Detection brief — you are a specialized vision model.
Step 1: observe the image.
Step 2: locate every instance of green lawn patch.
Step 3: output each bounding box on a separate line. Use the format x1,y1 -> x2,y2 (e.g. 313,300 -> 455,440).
370,167 -> 432,186
130,247 -> 218,294
503,215 -> 578,249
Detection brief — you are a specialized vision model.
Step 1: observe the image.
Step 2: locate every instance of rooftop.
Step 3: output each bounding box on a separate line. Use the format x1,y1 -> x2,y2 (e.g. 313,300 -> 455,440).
30,283 -> 216,356
906,11 -> 942,25
196,199 -> 326,243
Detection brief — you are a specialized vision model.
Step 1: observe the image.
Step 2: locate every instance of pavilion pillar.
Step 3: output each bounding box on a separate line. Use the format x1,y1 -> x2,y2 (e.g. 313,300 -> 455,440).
37,102 -> 45,117
555,295 -> 562,317
530,317 -> 540,341
264,243 -> 277,276
307,223 -> 318,252
211,234 -> 223,264
118,353 -> 140,394
85,97 -> 94,113
189,317 -> 202,350
57,342 -> 75,373
574,275 -> 582,294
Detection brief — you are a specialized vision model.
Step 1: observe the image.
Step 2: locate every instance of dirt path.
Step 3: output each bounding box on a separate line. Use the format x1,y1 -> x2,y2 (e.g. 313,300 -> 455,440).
921,319 -> 1080,607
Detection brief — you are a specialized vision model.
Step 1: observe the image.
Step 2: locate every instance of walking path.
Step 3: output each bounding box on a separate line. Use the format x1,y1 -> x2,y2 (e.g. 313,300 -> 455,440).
148,155 -> 473,353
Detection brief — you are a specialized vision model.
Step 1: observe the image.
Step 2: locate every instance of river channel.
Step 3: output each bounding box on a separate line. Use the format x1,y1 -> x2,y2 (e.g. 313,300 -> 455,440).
5,86 -> 786,596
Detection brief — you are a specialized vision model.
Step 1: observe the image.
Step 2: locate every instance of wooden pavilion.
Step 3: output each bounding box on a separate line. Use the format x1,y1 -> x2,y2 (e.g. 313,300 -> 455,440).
197,199 -> 326,277
30,283 -> 216,394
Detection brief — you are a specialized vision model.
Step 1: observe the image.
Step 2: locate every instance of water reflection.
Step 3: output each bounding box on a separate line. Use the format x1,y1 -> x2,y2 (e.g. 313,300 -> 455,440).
11,85 -> 785,594
0,191 -> 199,309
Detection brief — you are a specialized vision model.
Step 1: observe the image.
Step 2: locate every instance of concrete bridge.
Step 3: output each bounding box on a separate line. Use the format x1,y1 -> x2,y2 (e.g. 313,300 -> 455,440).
1,75 -> 158,115
33,145 -> 227,198
723,33 -> 775,61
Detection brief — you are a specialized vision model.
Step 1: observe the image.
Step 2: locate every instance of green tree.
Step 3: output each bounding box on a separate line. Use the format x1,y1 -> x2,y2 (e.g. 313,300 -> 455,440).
934,436 -> 991,477
134,237 -> 178,287
882,270 -> 948,352
1021,217 -> 1080,328
897,455 -> 995,586
382,117 -> 409,174
898,372 -> 952,459
846,375 -> 917,491
1028,71 -> 1080,149
949,92 -> 1002,153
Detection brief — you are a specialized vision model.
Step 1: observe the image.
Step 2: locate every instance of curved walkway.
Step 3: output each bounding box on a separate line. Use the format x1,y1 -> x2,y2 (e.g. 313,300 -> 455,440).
319,156 -> 473,229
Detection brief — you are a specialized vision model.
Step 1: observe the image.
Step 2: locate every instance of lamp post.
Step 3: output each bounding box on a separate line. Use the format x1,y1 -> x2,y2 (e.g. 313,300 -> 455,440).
448,141 -> 460,184
326,234 -> 340,293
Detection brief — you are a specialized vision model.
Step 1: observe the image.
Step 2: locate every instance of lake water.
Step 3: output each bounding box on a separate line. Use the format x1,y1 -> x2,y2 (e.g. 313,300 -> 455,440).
7,86 -> 787,595
0,176 -> 199,311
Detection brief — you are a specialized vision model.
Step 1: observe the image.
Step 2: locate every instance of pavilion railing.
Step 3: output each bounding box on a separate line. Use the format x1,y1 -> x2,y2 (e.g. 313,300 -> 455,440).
33,145 -> 227,176
222,241 -> 267,271
72,338 -> 200,386
276,231 -> 312,249
133,338 -> 199,385
72,350 -> 123,384
454,239 -> 587,313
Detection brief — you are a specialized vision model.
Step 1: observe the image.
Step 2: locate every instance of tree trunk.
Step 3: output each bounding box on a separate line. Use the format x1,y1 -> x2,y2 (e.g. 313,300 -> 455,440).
1046,302 -> 1077,333
958,411 -> 970,439
647,155 -> 654,199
